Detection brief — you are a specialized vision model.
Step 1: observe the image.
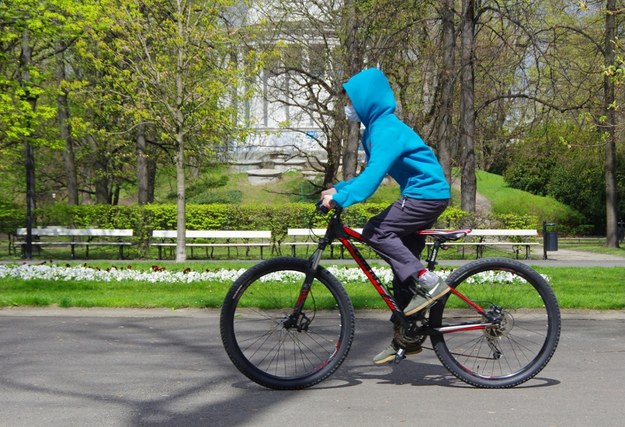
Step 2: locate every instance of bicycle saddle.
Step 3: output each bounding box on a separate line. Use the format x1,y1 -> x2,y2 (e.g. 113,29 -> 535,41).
417,229 -> 472,241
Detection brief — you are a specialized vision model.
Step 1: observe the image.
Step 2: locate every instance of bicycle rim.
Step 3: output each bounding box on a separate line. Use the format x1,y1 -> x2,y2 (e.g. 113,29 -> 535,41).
220,257 -> 354,390
430,258 -> 560,388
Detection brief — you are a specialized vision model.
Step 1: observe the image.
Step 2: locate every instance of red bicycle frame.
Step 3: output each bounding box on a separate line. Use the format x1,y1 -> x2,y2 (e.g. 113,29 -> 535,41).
302,207 -> 496,334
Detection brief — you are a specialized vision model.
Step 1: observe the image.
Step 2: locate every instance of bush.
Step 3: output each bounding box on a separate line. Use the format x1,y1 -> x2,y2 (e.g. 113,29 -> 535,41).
187,190 -> 242,204
502,121 -> 624,234
16,202 -> 540,238
438,205 -> 472,228
0,202 -> 25,234
502,122 -> 568,195
5,201 -> 572,258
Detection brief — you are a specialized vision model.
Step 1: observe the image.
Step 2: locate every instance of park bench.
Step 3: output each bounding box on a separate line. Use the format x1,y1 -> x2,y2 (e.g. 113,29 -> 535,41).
429,229 -> 540,259
286,227 -> 539,260
285,228 -> 364,258
16,227 -> 134,259
150,229 -> 272,259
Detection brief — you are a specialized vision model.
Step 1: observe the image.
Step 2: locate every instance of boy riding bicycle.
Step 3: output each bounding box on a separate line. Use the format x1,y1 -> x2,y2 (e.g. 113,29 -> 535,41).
320,68 -> 451,364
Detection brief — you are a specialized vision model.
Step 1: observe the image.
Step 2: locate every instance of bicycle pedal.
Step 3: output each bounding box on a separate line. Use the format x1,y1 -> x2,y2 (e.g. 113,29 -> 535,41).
394,347 -> 407,364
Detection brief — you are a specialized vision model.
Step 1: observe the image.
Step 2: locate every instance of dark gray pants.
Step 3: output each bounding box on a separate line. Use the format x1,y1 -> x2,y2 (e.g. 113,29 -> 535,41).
361,197 -> 448,308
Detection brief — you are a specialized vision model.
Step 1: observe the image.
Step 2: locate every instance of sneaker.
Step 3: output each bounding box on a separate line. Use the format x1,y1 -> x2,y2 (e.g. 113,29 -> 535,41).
403,271 -> 450,316
372,339 -> 422,365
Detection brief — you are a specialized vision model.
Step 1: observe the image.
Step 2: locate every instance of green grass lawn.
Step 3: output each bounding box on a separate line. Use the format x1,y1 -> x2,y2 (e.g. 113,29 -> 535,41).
0,278 -> 227,308
1,261 -> 622,310
535,266 -> 625,309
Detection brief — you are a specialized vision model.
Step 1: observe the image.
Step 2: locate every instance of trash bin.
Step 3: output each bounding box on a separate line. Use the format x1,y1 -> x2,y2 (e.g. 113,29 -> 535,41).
618,220 -> 624,243
543,222 -> 558,259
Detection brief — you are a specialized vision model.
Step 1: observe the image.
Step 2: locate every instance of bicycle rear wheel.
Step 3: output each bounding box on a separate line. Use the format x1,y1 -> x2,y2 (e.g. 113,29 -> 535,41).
220,257 -> 355,390
429,258 -> 560,388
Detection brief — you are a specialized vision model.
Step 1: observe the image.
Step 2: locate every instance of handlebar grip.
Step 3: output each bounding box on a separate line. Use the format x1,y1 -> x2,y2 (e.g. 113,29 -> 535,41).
316,200 -> 330,214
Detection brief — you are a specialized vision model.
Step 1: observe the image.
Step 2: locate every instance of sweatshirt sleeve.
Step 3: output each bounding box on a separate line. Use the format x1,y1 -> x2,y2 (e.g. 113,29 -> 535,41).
334,180 -> 349,191
332,129 -> 403,208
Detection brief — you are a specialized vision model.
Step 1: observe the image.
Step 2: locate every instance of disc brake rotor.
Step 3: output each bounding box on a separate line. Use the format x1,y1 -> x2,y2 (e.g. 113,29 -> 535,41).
483,311 -> 514,338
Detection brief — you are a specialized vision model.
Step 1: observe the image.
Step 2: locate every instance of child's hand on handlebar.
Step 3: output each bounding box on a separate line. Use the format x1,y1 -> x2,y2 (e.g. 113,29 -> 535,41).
320,187 -> 337,210
321,188 -> 337,197
321,194 -> 335,209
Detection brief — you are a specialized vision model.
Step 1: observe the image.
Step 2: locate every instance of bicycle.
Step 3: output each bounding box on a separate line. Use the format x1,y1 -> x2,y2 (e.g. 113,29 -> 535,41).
220,203 -> 561,390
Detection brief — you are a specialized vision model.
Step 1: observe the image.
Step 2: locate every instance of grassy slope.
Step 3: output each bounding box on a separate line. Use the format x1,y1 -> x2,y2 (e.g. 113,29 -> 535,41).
197,167 -> 580,226
191,166 -> 569,207
474,170 -> 581,224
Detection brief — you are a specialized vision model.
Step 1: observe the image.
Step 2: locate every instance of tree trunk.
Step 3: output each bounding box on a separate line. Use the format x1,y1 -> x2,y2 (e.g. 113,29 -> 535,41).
56,45 -> 79,205
343,122 -> 360,180
20,28 -> 36,258
604,0 -> 620,248
147,152 -> 156,203
341,0 -> 362,181
23,142 -> 36,258
111,184 -> 120,205
435,0 -> 456,187
324,144 -> 342,188
136,122 -> 149,204
174,9 -> 187,262
87,135 -> 110,204
459,0 -> 476,213
175,132 -> 186,262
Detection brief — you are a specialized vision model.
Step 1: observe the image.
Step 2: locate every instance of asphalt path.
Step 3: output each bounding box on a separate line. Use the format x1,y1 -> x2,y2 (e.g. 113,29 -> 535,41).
1,308 -> 624,427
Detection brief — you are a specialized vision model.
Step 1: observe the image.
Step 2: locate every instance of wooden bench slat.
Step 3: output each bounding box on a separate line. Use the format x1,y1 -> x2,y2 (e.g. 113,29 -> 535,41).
16,227 -> 134,259
152,230 -> 271,239
17,228 -> 133,237
469,229 -> 538,237
150,230 -> 272,260
285,228 -> 539,260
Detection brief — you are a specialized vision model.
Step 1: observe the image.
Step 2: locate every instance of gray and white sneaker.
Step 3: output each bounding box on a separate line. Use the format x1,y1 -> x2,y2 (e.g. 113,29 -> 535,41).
372,324 -> 424,365
372,339 -> 422,365
403,271 -> 450,316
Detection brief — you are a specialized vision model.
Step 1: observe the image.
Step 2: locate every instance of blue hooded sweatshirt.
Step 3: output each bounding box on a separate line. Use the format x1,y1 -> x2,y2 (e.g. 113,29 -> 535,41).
332,68 -> 450,208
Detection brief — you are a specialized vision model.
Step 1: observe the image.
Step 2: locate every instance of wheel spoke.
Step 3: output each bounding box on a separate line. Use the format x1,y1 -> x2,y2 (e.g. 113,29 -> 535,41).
221,257 -> 354,389
431,258 -> 560,388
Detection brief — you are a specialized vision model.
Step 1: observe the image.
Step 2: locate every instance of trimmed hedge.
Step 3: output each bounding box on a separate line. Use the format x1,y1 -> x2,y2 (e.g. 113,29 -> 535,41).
3,202 -> 538,257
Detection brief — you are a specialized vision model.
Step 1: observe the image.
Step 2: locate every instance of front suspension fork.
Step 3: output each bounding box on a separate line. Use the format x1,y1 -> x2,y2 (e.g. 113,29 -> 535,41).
284,248 -> 324,329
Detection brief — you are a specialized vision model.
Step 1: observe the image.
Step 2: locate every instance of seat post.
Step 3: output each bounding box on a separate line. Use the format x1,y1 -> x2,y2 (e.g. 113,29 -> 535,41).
425,239 -> 442,271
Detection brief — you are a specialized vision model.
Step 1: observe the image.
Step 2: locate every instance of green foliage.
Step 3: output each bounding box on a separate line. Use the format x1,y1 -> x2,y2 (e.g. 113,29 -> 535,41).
502,121 -> 624,234
438,206 -> 472,228
36,202 -> 76,226
93,0 -> 260,150
9,201 -> 549,245
547,149 -> 625,233
494,213 -> 538,230
187,190 -> 243,204
281,172 -> 321,203
2,164 -> 598,244
482,170 -> 585,234
0,200 -> 25,234
188,173 -> 228,192
547,151 -> 605,230
502,123 -> 568,195
185,170 -> 242,204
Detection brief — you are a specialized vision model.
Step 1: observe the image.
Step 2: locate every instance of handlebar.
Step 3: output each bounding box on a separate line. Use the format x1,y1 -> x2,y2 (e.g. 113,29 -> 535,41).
315,200 -> 330,215
315,200 -> 342,215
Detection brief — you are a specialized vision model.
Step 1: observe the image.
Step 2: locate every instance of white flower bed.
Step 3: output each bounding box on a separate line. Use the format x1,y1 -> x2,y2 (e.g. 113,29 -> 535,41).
0,264 -> 247,284
0,263 -> 544,285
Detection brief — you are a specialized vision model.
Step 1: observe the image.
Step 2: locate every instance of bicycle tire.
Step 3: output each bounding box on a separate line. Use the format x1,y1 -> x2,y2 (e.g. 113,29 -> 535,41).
429,258 -> 560,388
220,257 -> 355,390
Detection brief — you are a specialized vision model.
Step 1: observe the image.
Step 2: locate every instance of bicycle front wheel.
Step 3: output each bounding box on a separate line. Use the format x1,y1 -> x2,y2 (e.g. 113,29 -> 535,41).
220,257 -> 355,390
429,258 -> 561,388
